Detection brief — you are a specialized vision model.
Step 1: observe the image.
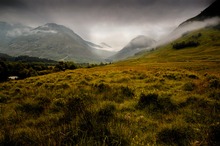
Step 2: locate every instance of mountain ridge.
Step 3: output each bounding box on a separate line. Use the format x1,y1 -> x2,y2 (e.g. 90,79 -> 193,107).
179,0 -> 220,27
0,22 -> 107,63
109,35 -> 155,61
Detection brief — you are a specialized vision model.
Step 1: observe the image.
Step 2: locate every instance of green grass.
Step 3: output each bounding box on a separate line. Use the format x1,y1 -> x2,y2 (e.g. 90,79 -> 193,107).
0,27 -> 220,145
127,27 -> 220,63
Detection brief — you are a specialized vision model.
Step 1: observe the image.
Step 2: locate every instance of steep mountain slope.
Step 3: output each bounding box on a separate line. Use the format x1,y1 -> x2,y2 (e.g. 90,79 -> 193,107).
180,0 -> 220,26
0,22 -> 31,47
155,0 -> 220,50
127,27 -> 220,64
0,23 -> 104,63
109,35 -> 155,61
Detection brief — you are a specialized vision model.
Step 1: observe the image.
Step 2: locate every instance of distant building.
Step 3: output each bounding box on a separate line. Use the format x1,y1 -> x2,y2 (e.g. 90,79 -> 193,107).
8,76 -> 18,80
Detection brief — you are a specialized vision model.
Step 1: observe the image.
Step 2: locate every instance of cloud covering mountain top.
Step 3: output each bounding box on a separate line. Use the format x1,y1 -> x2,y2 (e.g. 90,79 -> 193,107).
0,0 -> 215,51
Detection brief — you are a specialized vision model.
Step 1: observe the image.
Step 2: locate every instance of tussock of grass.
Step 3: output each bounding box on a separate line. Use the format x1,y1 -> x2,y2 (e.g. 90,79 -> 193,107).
157,126 -> 194,146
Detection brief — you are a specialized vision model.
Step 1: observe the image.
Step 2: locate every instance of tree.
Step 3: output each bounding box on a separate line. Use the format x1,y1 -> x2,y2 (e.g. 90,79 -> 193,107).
0,61 -> 9,81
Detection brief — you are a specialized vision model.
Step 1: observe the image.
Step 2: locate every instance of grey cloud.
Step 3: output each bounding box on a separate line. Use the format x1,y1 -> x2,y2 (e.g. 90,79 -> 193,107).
0,0 -> 216,50
0,0 -> 26,8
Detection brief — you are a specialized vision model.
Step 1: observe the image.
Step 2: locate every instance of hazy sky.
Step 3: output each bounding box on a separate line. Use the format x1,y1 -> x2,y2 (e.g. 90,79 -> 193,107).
0,0 -> 215,50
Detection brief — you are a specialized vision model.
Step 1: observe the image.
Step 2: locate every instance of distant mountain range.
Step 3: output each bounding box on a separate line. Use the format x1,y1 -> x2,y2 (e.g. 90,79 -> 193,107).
0,1 -> 219,63
86,41 -> 116,59
0,22 -> 115,63
110,1 -> 220,62
108,35 -> 155,61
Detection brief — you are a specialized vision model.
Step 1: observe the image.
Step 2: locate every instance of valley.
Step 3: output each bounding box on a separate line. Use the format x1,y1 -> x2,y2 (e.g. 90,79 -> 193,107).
0,0 -> 220,145
0,26 -> 220,145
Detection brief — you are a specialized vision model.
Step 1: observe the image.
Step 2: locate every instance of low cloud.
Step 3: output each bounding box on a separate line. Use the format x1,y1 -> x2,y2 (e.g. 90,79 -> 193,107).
0,0 -> 215,51
153,17 -> 220,48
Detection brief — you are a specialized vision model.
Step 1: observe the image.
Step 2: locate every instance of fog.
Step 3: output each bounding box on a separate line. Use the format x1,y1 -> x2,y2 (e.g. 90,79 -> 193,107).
0,0 -> 215,51
153,17 -> 220,48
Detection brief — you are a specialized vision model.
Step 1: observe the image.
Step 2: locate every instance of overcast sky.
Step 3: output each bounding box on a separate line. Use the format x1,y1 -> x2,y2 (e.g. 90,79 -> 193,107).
0,0 -> 215,50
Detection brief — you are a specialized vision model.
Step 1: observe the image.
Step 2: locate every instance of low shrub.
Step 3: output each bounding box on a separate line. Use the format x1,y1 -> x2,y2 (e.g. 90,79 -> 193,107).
120,86 -> 134,98
179,96 -> 199,107
137,93 -> 176,113
50,98 -> 66,112
0,95 -> 8,103
163,73 -> 179,80
209,91 -> 220,100
97,104 -> 116,123
63,97 -> 86,121
187,74 -> 199,79
35,96 -> 51,107
137,93 -> 158,109
17,102 -> 44,116
209,79 -> 220,89
183,82 -> 196,91
94,83 -> 111,93
173,41 -> 200,50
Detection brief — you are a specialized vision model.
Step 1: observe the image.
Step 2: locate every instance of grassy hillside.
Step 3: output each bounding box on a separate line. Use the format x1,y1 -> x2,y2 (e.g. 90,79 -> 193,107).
127,27 -> 220,63
0,27 -> 220,145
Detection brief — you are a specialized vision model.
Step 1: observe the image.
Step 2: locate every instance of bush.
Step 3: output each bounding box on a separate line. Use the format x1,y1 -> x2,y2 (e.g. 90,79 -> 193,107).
183,82 -> 196,91
173,41 -> 200,50
120,86 -> 134,98
97,104 -> 116,123
209,91 -> 220,100
94,83 -> 111,93
137,93 -> 176,113
187,74 -> 199,79
66,97 -> 85,114
157,127 -> 194,146
179,96 -> 199,107
0,95 -> 8,103
50,98 -> 66,112
35,96 -> 51,107
137,93 -> 158,109
17,102 -> 44,116
163,74 -> 179,80
209,79 -> 220,88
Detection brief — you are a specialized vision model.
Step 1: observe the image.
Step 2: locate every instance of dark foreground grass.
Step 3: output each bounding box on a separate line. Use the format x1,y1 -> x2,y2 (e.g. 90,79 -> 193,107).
0,61 -> 220,145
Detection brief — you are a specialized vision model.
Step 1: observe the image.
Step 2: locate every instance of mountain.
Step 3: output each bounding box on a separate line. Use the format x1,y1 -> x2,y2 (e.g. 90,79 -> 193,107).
155,1 -> 220,48
0,22 -> 31,47
86,41 -> 103,49
0,22 -> 104,63
128,26 -> 220,64
100,42 -> 112,48
109,35 -> 155,61
180,0 -> 220,27
179,0 -> 220,27
86,41 -> 116,59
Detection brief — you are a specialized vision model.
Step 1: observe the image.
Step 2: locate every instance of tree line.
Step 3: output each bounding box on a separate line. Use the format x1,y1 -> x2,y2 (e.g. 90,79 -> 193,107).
0,54 -> 109,82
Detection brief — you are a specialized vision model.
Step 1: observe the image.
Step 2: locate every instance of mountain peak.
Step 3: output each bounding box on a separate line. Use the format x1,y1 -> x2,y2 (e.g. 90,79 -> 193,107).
180,0 -> 220,26
130,35 -> 155,48
197,0 -> 220,19
36,23 -> 64,30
